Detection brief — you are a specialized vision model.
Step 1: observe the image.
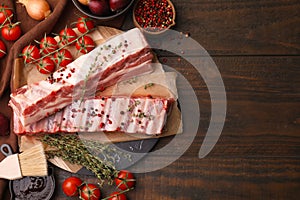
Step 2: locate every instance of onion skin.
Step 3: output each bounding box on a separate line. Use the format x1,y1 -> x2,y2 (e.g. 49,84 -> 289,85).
78,0 -> 89,6
109,0 -> 130,12
18,0 -> 52,21
88,0 -> 110,16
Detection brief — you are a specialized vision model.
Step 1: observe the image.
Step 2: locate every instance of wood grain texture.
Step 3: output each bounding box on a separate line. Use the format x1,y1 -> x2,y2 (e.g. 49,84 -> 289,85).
158,55 -> 300,152
172,0 -> 300,55
123,0 -> 300,56
129,157 -> 300,200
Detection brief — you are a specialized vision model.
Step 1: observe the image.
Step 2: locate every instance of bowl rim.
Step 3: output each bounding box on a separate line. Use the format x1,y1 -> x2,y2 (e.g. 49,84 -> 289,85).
132,0 -> 176,35
9,167 -> 55,200
72,0 -> 135,20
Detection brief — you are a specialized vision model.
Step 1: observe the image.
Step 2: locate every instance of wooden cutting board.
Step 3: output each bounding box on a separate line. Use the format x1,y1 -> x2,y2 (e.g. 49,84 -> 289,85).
13,26 -> 182,172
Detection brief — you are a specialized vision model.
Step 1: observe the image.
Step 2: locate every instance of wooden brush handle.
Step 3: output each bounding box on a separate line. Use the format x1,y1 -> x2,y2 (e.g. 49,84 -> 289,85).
0,154 -> 22,180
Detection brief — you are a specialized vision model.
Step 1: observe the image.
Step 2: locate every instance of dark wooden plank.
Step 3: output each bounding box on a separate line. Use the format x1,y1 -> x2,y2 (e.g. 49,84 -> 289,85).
54,157 -> 300,199
128,157 -> 300,200
123,0 -> 300,55
157,55 -> 300,157
158,55 -> 300,103
173,0 -> 300,55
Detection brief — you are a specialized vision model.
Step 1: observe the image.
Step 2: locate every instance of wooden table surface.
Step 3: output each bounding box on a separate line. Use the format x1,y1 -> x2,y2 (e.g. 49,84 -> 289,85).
39,0 -> 300,199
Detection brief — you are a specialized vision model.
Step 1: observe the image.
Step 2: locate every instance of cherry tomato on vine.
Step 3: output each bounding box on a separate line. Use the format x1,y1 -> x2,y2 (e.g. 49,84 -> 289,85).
79,183 -> 101,200
0,39 -> 6,58
76,35 -> 95,54
54,49 -> 73,68
1,23 -> 22,41
36,57 -> 56,74
39,36 -> 58,54
0,5 -> 13,25
59,27 -> 77,45
21,45 -> 41,64
114,170 -> 135,191
62,176 -> 83,197
108,192 -> 127,200
76,16 -> 95,33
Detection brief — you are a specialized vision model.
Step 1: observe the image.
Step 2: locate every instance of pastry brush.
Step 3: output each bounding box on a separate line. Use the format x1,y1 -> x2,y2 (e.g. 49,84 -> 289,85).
0,143 -> 48,180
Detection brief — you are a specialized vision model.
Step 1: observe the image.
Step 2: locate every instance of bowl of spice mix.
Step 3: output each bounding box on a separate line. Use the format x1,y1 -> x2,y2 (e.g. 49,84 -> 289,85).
133,0 -> 176,35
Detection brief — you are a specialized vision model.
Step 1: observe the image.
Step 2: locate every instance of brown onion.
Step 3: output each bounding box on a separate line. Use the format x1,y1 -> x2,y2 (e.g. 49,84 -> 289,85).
78,0 -> 89,6
18,0 -> 52,21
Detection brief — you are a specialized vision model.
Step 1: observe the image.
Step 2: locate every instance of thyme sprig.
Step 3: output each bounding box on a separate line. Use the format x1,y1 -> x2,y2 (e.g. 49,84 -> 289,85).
39,134 -> 130,185
144,83 -> 154,89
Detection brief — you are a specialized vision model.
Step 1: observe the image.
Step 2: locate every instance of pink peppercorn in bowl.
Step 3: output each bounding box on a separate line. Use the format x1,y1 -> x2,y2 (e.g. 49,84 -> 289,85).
133,0 -> 176,35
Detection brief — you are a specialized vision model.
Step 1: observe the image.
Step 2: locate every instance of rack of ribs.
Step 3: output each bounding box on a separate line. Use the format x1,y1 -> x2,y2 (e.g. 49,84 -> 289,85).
9,28 -> 154,126
13,96 -> 174,135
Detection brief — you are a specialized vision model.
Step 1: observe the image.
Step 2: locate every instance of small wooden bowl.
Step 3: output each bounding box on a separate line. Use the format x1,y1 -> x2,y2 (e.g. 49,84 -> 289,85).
133,0 -> 176,35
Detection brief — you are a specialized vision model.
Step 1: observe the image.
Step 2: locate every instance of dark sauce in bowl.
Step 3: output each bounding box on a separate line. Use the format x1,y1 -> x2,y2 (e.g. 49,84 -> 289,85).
9,168 -> 55,200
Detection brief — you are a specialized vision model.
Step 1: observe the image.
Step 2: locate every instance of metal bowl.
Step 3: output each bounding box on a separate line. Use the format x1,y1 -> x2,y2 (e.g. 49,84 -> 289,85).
9,167 -> 55,200
72,0 -> 135,21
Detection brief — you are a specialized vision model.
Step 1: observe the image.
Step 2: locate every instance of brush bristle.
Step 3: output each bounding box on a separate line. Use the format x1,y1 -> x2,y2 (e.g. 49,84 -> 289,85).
18,143 -> 48,177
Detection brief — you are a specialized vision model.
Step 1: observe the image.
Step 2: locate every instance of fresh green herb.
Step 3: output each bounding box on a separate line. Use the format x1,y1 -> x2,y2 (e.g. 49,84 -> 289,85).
122,77 -> 138,85
79,41 -> 126,101
135,100 -> 141,106
144,83 -> 155,90
40,134 -> 131,185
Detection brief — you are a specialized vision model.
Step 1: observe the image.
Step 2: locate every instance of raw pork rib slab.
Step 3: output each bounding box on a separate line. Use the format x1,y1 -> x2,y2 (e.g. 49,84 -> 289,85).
9,28 -> 153,126
14,96 -> 174,135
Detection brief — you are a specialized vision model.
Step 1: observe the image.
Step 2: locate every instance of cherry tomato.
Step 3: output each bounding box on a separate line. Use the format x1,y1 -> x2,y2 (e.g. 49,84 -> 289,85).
36,57 -> 56,74
1,23 -> 21,41
80,183 -> 101,200
76,16 -> 95,33
62,176 -> 83,197
0,39 -> 6,58
21,45 -> 41,64
54,49 -> 73,68
0,5 -> 13,25
59,27 -> 77,45
40,36 -> 58,54
114,170 -> 135,191
76,35 -> 95,54
108,192 -> 127,200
